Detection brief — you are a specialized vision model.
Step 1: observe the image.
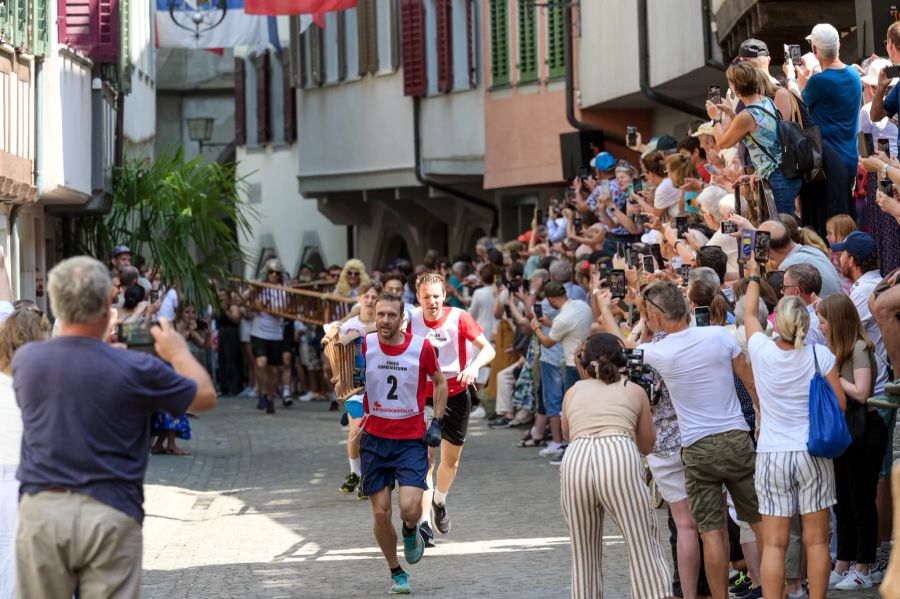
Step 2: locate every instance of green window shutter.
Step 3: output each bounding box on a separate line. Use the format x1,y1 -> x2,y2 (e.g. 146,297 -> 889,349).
489,0 -> 509,87
546,4 -> 565,79
33,0 -> 49,56
517,0 -> 535,83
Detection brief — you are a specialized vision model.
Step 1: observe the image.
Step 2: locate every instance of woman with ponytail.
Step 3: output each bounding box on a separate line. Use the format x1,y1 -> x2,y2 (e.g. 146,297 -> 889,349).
817,293 -> 888,589
742,257 -> 844,599
559,333 -> 671,599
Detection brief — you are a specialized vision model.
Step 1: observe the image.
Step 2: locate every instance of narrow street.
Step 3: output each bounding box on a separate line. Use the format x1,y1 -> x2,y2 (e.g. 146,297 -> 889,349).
141,398 -> 887,598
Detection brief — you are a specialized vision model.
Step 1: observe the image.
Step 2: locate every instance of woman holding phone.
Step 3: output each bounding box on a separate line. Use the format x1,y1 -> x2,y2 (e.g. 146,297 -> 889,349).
742,257 -> 844,599
706,61 -> 803,216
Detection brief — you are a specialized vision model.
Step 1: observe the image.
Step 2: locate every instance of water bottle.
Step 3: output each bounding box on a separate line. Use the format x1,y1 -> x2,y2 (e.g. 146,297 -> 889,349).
352,336 -> 366,388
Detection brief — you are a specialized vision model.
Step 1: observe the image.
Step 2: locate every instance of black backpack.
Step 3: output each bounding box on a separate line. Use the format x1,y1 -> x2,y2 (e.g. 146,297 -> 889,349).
746,101 -> 820,179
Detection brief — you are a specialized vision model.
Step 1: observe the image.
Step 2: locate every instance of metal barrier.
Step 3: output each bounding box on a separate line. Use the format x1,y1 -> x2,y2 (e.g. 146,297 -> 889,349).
233,279 -> 356,326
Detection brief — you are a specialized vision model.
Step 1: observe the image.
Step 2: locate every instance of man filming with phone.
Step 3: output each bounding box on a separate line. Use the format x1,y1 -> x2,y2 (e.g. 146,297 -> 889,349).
14,256 -> 216,598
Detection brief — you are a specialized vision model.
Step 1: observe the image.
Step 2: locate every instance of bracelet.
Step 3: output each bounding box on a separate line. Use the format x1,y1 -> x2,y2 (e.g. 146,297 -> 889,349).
748,276 -> 761,283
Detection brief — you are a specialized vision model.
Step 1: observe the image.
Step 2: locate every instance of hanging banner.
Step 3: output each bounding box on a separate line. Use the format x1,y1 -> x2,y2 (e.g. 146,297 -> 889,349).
156,0 -> 279,49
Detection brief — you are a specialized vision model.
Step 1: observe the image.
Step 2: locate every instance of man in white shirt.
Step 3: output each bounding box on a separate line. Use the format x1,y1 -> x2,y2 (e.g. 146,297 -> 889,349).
833,232 -> 890,393
529,282 -> 594,459
636,282 -> 761,599
782,264 -> 827,346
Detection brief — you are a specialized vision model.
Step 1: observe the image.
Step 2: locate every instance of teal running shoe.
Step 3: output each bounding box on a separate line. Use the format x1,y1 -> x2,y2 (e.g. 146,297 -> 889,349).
390,570 -> 411,594
402,524 -> 425,565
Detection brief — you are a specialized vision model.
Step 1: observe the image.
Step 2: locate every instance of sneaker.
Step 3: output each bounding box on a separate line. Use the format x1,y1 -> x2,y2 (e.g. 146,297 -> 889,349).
539,444 -> 566,459
549,445 -> 567,466
738,587 -> 763,599
829,570 -> 849,589
432,501 -> 451,535
265,397 -> 275,414
488,417 -> 512,429
390,570 -> 411,594
402,525 -> 425,565
357,485 -> 369,501
834,568 -> 872,590
730,572 -> 752,595
419,522 -> 435,548
470,405 -> 486,419
256,394 -> 268,410
339,472 -> 359,494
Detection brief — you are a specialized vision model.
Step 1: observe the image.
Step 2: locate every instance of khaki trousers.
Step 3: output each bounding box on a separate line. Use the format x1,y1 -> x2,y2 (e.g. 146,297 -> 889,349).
16,491 -> 142,599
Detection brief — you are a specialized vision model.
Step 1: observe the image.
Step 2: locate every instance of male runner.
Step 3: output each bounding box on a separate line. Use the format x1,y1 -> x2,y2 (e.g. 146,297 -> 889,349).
360,293 -> 447,594
332,281 -> 381,499
409,273 -> 496,545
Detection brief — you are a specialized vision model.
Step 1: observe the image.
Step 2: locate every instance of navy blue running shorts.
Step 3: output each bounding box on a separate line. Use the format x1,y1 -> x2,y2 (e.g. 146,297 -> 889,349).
359,432 -> 429,496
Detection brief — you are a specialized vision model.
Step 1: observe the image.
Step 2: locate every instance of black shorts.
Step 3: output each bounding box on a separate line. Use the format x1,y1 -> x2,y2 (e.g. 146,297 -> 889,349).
427,389 -> 471,446
250,336 -> 284,366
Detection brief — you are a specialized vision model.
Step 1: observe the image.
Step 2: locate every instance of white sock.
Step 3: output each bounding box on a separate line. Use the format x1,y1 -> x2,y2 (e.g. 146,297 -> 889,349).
349,457 -> 361,476
433,488 -> 448,506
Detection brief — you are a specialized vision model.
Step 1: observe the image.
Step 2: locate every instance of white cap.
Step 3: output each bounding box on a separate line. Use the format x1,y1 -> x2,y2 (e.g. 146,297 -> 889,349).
862,57 -> 895,86
806,23 -> 840,51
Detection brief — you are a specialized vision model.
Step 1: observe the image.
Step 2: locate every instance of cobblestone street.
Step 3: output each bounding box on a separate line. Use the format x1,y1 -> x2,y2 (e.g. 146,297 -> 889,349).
141,398 -> 887,598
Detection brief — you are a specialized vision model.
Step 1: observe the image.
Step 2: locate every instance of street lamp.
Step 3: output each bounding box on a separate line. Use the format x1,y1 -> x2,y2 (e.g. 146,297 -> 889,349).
186,117 -> 229,153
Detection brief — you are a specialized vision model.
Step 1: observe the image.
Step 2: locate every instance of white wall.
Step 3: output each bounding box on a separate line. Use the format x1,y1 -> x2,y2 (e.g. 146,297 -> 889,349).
237,143 -> 347,278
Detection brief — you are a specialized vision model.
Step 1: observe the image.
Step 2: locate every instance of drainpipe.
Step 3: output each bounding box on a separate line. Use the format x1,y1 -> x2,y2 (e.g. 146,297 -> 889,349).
412,96 -> 498,236
637,0 -> 709,119
563,3 -> 625,145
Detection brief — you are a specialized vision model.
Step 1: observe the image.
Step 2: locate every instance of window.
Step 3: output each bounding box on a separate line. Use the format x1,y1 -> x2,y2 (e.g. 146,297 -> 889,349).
517,0 -> 536,83
546,2 -> 565,79
489,0 -> 509,87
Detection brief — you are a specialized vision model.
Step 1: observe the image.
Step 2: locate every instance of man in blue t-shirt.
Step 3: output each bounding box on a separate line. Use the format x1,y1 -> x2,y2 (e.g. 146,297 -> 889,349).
797,24 -> 862,191
14,256 -> 216,599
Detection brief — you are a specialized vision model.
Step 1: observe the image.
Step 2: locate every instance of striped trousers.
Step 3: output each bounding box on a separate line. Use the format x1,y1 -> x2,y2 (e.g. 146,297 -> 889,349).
560,436 -> 672,599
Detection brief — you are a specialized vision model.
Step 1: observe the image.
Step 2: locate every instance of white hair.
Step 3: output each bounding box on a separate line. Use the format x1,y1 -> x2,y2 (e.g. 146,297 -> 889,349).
48,256 -> 112,325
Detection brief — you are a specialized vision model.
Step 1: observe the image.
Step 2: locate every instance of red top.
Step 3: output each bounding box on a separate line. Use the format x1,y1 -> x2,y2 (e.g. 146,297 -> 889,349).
409,306 -> 483,397
362,332 -> 439,439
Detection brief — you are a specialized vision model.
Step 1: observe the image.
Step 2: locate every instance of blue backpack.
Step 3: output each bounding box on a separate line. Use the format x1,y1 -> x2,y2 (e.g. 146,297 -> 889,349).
807,346 -> 851,458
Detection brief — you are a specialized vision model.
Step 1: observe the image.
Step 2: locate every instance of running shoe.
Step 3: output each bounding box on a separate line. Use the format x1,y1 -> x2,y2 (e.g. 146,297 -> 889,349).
729,571 -> 752,595
257,394 -> 268,410
390,570 -> 411,594
357,485 -> 369,501
829,570 -> 849,589
834,568 -> 872,590
419,522 -> 435,548
340,472 -> 359,494
402,525 -> 425,565
432,501 -> 451,535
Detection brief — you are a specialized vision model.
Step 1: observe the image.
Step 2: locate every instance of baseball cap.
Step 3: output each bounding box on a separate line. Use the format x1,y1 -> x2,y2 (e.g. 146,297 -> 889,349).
691,120 -> 716,137
862,57 -> 895,86
655,135 -> 678,153
738,38 -> 769,58
831,231 -> 876,260
543,281 -> 567,298
806,24 -> 840,51
112,244 -> 131,257
590,152 -> 616,172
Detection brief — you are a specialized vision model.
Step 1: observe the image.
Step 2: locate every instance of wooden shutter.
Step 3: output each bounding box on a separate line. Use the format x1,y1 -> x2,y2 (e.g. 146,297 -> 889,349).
281,49 -> 297,144
489,0 -> 509,87
546,3 -> 564,79
435,0 -> 453,93
337,11 -> 346,81
58,0 -> 117,62
465,0 -> 475,88
400,0 -> 426,96
235,57 -> 247,146
517,0 -> 536,82
255,51 -> 271,145
357,0 -> 378,76
310,24 -> 324,86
